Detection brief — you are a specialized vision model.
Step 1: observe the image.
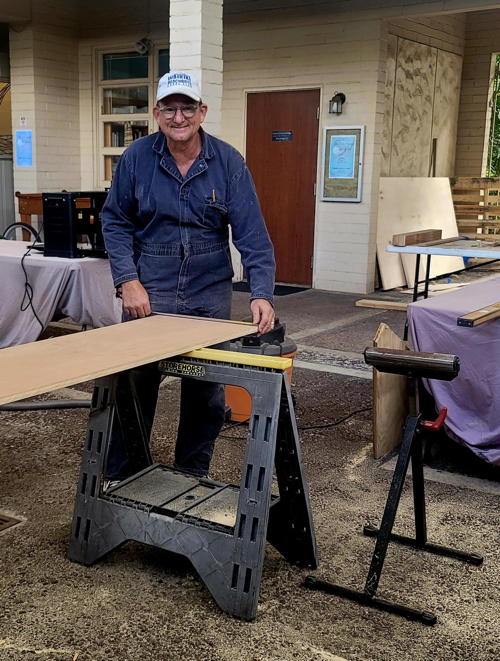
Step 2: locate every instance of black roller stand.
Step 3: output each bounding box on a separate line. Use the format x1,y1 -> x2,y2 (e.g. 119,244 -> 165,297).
305,347 -> 483,626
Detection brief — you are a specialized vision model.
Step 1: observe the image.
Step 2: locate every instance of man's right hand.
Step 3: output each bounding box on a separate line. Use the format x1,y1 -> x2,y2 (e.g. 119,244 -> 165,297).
120,280 -> 152,319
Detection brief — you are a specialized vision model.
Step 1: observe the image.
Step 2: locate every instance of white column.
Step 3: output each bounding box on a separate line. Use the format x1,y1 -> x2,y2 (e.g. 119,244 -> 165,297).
169,0 -> 223,137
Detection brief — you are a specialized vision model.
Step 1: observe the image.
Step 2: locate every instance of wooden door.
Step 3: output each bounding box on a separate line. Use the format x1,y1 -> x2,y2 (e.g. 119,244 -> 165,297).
246,89 -> 319,285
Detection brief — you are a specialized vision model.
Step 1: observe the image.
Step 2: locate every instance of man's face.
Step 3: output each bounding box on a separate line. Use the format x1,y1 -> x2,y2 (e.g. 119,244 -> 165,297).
153,94 -> 208,144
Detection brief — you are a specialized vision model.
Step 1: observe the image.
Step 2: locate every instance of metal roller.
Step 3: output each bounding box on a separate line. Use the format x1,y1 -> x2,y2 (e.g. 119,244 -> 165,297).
363,347 -> 460,381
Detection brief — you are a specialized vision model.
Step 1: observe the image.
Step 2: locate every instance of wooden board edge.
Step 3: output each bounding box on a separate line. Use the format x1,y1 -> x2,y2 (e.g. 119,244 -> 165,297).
372,322 -> 409,460
356,299 -> 408,311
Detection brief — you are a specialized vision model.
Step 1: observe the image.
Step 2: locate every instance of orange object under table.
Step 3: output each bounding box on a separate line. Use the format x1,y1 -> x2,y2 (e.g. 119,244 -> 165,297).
225,349 -> 297,422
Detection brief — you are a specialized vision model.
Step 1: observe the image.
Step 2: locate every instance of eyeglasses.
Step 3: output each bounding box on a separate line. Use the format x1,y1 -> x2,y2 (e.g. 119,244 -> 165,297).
157,104 -> 200,118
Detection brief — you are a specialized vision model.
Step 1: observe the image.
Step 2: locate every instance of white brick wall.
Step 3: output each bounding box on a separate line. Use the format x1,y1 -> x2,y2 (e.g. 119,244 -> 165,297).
10,0 -> 80,200
32,29 -> 80,191
223,7 -> 385,293
78,44 -> 94,190
6,0 -> 497,292
10,25 -> 37,195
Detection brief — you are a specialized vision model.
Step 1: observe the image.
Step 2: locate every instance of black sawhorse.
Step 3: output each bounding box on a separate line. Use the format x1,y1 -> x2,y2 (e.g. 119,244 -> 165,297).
305,347 -> 483,625
68,348 -> 317,620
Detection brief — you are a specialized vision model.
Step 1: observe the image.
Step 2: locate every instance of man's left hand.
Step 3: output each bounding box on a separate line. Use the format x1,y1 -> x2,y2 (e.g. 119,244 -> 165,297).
250,299 -> 275,335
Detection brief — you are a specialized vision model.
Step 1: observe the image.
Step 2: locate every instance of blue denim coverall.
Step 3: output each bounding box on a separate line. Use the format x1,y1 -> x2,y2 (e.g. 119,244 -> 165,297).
101,129 -> 275,478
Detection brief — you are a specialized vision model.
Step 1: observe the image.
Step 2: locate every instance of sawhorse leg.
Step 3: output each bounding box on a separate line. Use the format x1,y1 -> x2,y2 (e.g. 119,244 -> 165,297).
267,377 -> 318,569
68,370 -> 153,565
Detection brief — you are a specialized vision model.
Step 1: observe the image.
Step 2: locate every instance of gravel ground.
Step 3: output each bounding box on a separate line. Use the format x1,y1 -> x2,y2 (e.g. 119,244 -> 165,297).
1,367 -> 498,661
1,288 -> 499,660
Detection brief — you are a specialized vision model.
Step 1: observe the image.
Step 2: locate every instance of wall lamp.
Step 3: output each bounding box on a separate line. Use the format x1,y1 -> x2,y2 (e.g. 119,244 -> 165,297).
135,37 -> 153,55
329,92 -> 346,115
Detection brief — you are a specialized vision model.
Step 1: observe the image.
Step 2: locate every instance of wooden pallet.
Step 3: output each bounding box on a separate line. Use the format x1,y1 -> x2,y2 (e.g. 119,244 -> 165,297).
450,177 -> 500,237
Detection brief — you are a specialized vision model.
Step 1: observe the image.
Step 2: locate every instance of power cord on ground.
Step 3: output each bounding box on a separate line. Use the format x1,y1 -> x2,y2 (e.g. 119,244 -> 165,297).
297,406 -> 372,430
219,406 -> 372,439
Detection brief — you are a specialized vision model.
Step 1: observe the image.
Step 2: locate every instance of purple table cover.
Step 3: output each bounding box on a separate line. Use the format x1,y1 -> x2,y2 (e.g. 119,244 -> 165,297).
408,276 -> 500,466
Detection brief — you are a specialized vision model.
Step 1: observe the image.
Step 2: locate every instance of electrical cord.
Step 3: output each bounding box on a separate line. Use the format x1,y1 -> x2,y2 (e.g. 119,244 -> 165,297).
297,406 -> 372,430
218,405 -> 372,439
218,418 -> 248,440
20,224 -> 45,332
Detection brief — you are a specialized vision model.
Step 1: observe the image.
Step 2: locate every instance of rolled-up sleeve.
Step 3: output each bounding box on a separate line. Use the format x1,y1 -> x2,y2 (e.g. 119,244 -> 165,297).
101,153 -> 140,287
227,160 -> 275,303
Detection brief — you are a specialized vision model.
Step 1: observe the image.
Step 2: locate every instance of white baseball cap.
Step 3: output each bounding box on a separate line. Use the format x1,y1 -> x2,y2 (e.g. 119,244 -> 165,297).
156,71 -> 202,103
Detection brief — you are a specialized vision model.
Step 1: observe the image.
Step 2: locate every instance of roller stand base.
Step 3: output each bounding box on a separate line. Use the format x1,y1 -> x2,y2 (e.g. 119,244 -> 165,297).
363,525 -> 484,565
304,576 -> 437,626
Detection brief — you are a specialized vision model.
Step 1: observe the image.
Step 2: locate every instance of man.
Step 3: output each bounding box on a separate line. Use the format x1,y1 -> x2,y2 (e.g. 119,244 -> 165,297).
101,70 -> 275,481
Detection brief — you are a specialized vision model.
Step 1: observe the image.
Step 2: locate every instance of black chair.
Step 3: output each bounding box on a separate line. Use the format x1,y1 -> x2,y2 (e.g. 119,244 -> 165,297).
1,222 -> 41,242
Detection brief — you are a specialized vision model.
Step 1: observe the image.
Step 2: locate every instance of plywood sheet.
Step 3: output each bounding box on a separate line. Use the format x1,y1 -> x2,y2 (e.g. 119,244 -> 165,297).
391,39 -> 436,177
381,33 -> 398,177
0,315 -> 255,406
355,299 -> 408,311
382,36 -> 462,181
432,50 -> 463,177
372,322 -> 408,459
377,177 -> 464,290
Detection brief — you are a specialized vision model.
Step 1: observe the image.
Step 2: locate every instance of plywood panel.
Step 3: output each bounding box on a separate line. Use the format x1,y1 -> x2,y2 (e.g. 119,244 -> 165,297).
381,33 -> 398,177
0,315 -> 255,406
432,50 -> 463,177
377,177 -> 464,290
373,322 -> 408,459
390,39 -> 437,177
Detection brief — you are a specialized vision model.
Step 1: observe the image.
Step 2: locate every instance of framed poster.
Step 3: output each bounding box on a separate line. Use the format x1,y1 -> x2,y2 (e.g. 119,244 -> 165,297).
321,126 -> 365,202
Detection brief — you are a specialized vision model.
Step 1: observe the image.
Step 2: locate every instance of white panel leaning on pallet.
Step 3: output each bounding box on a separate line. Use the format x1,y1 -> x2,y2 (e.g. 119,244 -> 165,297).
377,177 -> 464,290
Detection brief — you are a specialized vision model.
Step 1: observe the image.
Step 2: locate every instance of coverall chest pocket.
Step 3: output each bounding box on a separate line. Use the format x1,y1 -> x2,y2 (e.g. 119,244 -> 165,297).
202,196 -> 228,228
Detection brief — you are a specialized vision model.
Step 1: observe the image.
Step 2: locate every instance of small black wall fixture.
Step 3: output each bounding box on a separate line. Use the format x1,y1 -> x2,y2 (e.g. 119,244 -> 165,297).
329,92 -> 346,115
135,37 -> 153,55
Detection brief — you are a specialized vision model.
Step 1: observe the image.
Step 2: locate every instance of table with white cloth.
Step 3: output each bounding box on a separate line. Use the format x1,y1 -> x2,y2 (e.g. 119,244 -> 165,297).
0,240 -> 122,348
407,276 -> 500,466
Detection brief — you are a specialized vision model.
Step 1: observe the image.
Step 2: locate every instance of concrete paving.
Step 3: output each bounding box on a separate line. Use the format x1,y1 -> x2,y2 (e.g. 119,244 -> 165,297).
0,287 -> 498,661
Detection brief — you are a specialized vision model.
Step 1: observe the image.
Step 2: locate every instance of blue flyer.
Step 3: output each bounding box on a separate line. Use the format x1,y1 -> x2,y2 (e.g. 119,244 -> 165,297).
15,130 -> 33,167
329,134 -> 356,179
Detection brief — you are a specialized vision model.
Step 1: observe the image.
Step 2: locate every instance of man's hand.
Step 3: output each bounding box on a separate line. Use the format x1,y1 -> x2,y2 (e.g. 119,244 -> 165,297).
120,280 -> 151,319
250,298 -> 275,335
